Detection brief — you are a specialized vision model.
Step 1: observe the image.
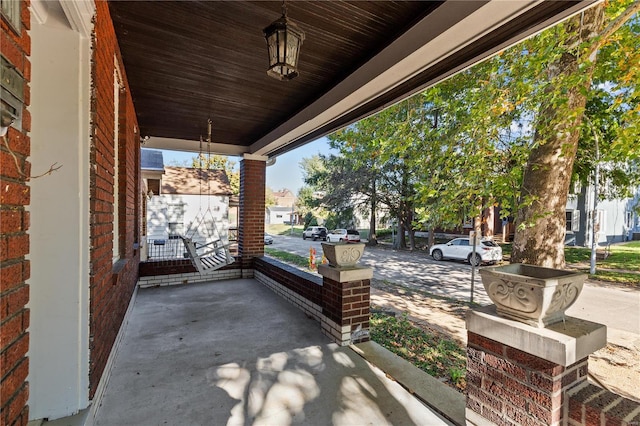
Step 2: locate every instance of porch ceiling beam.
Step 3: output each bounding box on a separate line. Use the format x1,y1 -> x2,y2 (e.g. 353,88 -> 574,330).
250,0 -> 599,157
144,137 -> 250,157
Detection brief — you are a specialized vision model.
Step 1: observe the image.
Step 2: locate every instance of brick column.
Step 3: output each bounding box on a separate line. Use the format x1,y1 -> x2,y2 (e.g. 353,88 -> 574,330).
1,1 -> 31,424
318,265 -> 372,346
466,306 -> 606,426
238,154 -> 266,274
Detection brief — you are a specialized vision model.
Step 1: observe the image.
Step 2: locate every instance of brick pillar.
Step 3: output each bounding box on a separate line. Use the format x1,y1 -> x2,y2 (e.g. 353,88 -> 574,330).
466,306 -> 606,426
238,154 -> 266,275
317,265 -> 372,346
1,1 -> 31,424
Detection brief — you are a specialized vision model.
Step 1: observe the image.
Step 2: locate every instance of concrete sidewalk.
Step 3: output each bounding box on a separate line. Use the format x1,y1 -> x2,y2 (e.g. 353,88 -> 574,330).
90,279 -> 456,426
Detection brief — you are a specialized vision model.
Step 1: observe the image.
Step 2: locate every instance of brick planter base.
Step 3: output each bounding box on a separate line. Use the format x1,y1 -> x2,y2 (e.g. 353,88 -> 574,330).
466,305 -> 607,426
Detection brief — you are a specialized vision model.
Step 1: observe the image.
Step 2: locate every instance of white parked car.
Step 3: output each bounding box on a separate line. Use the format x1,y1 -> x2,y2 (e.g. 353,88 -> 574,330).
302,226 -> 327,241
429,238 -> 502,266
264,233 -> 274,245
326,229 -> 360,243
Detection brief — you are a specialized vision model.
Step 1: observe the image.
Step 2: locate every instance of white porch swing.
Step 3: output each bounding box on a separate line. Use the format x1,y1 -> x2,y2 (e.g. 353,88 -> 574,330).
181,119 -> 234,274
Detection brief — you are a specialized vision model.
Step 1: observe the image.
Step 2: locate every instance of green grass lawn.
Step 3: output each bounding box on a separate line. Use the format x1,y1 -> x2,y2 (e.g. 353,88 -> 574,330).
265,224 -> 304,237
370,313 -> 466,392
500,241 -> 640,286
605,241 -> 640,271
264,247 -> 310,269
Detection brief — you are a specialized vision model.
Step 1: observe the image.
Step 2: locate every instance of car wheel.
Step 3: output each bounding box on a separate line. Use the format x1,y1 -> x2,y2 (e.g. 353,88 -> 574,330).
302,234 -> 306,240
468,253 -> 482,266
313,236 -> 317,241
327,236 -> 331,242
432,249 -> 443,261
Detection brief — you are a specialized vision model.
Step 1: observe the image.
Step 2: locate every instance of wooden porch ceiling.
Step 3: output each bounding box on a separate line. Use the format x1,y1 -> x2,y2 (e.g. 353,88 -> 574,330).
108,1 -> 598,158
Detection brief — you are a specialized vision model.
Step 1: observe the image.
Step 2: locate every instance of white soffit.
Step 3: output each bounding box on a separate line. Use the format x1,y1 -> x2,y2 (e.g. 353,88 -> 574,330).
251,0 -> 599,156
144,137 -> 249,157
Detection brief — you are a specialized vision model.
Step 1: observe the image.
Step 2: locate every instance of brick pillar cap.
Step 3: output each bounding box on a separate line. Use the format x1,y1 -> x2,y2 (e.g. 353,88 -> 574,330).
467,305 -> 606,366
318,264 -> 373,282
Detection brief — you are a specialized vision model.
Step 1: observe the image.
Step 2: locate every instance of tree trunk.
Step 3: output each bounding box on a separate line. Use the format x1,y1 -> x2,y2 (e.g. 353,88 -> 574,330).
407,227 -> 416,251
428,226 -> 435,249
397,213 -> 406,249
511,5 -> 605,268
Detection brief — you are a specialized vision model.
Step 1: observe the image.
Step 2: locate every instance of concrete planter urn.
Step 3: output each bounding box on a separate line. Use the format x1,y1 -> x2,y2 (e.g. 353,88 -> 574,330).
321,242 -> 365,268
479,263 -> 586,328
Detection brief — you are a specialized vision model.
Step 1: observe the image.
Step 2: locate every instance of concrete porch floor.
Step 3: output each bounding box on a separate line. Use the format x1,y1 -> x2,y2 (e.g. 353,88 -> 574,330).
87,279 -> 456,425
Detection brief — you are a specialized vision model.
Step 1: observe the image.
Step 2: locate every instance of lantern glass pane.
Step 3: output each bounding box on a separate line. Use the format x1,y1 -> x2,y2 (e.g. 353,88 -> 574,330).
286,36 -> 299,67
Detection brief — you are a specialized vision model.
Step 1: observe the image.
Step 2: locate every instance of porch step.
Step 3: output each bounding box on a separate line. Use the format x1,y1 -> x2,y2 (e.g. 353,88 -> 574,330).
352,341 -> 465,426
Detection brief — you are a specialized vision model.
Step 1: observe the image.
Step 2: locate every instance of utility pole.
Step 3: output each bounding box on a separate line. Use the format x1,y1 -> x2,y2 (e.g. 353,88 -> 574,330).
290,203 -> 294,236
590,131 -> 600,275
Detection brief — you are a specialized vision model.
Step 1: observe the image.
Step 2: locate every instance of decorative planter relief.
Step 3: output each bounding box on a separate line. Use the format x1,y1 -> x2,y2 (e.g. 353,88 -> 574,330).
321,242 -> 365,268
479,263 -> 586,328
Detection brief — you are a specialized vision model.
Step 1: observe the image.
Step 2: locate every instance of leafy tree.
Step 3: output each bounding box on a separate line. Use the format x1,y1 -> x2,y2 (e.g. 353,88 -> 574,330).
297,156 -> 330,226
507,1 -> 640,267
192,153 -> 240,195
264,186 -> 276,208
303,211 -> 317,228
298,0 -> 639,263
327,106 -> 423,248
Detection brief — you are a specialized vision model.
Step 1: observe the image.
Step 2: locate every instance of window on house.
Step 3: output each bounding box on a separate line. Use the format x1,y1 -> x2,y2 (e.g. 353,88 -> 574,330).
1,0 -> 21,32
148,179 -> 160,196
168,222 -> 183,238
276,214 -> 282,218
626,211 -> 634,229
566,210 -> 580,232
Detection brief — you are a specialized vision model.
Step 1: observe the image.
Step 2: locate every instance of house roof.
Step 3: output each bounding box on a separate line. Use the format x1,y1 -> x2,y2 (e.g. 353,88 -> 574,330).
108,1 -> 598,159
273,189 -> 294,198
141,149 -> 164,171
161,167 -> 233,196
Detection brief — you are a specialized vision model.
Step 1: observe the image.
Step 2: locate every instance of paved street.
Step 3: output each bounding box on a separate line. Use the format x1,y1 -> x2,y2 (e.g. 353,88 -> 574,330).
267,234 -> 640,337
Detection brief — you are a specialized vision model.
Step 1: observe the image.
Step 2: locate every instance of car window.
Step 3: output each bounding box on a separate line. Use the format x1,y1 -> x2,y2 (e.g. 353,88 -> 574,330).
459,239 -> 469,246
306,228 -> 312,232
451,239 -> 461,246
347,230 -> 359,235
482,240 -> 498,247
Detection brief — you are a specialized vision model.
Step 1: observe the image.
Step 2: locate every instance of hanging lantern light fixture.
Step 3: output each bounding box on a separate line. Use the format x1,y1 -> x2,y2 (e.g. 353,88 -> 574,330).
263,1 -> 305,81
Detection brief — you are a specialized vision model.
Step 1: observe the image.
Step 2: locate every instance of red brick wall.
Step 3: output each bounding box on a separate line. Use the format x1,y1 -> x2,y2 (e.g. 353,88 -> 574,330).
467,332 -> 587,426
255,257 -> 370,345
254,257 -> 323,305
89,0 -> 140,398
1,1 -> 32,424
321,276 -> 370,343
238,158 -> 265,269
567,382 -> 640,426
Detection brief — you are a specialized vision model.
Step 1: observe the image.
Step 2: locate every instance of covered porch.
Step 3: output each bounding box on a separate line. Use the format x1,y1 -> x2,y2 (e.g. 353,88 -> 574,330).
6,1 -> 628,425
90,277 -> 460,425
